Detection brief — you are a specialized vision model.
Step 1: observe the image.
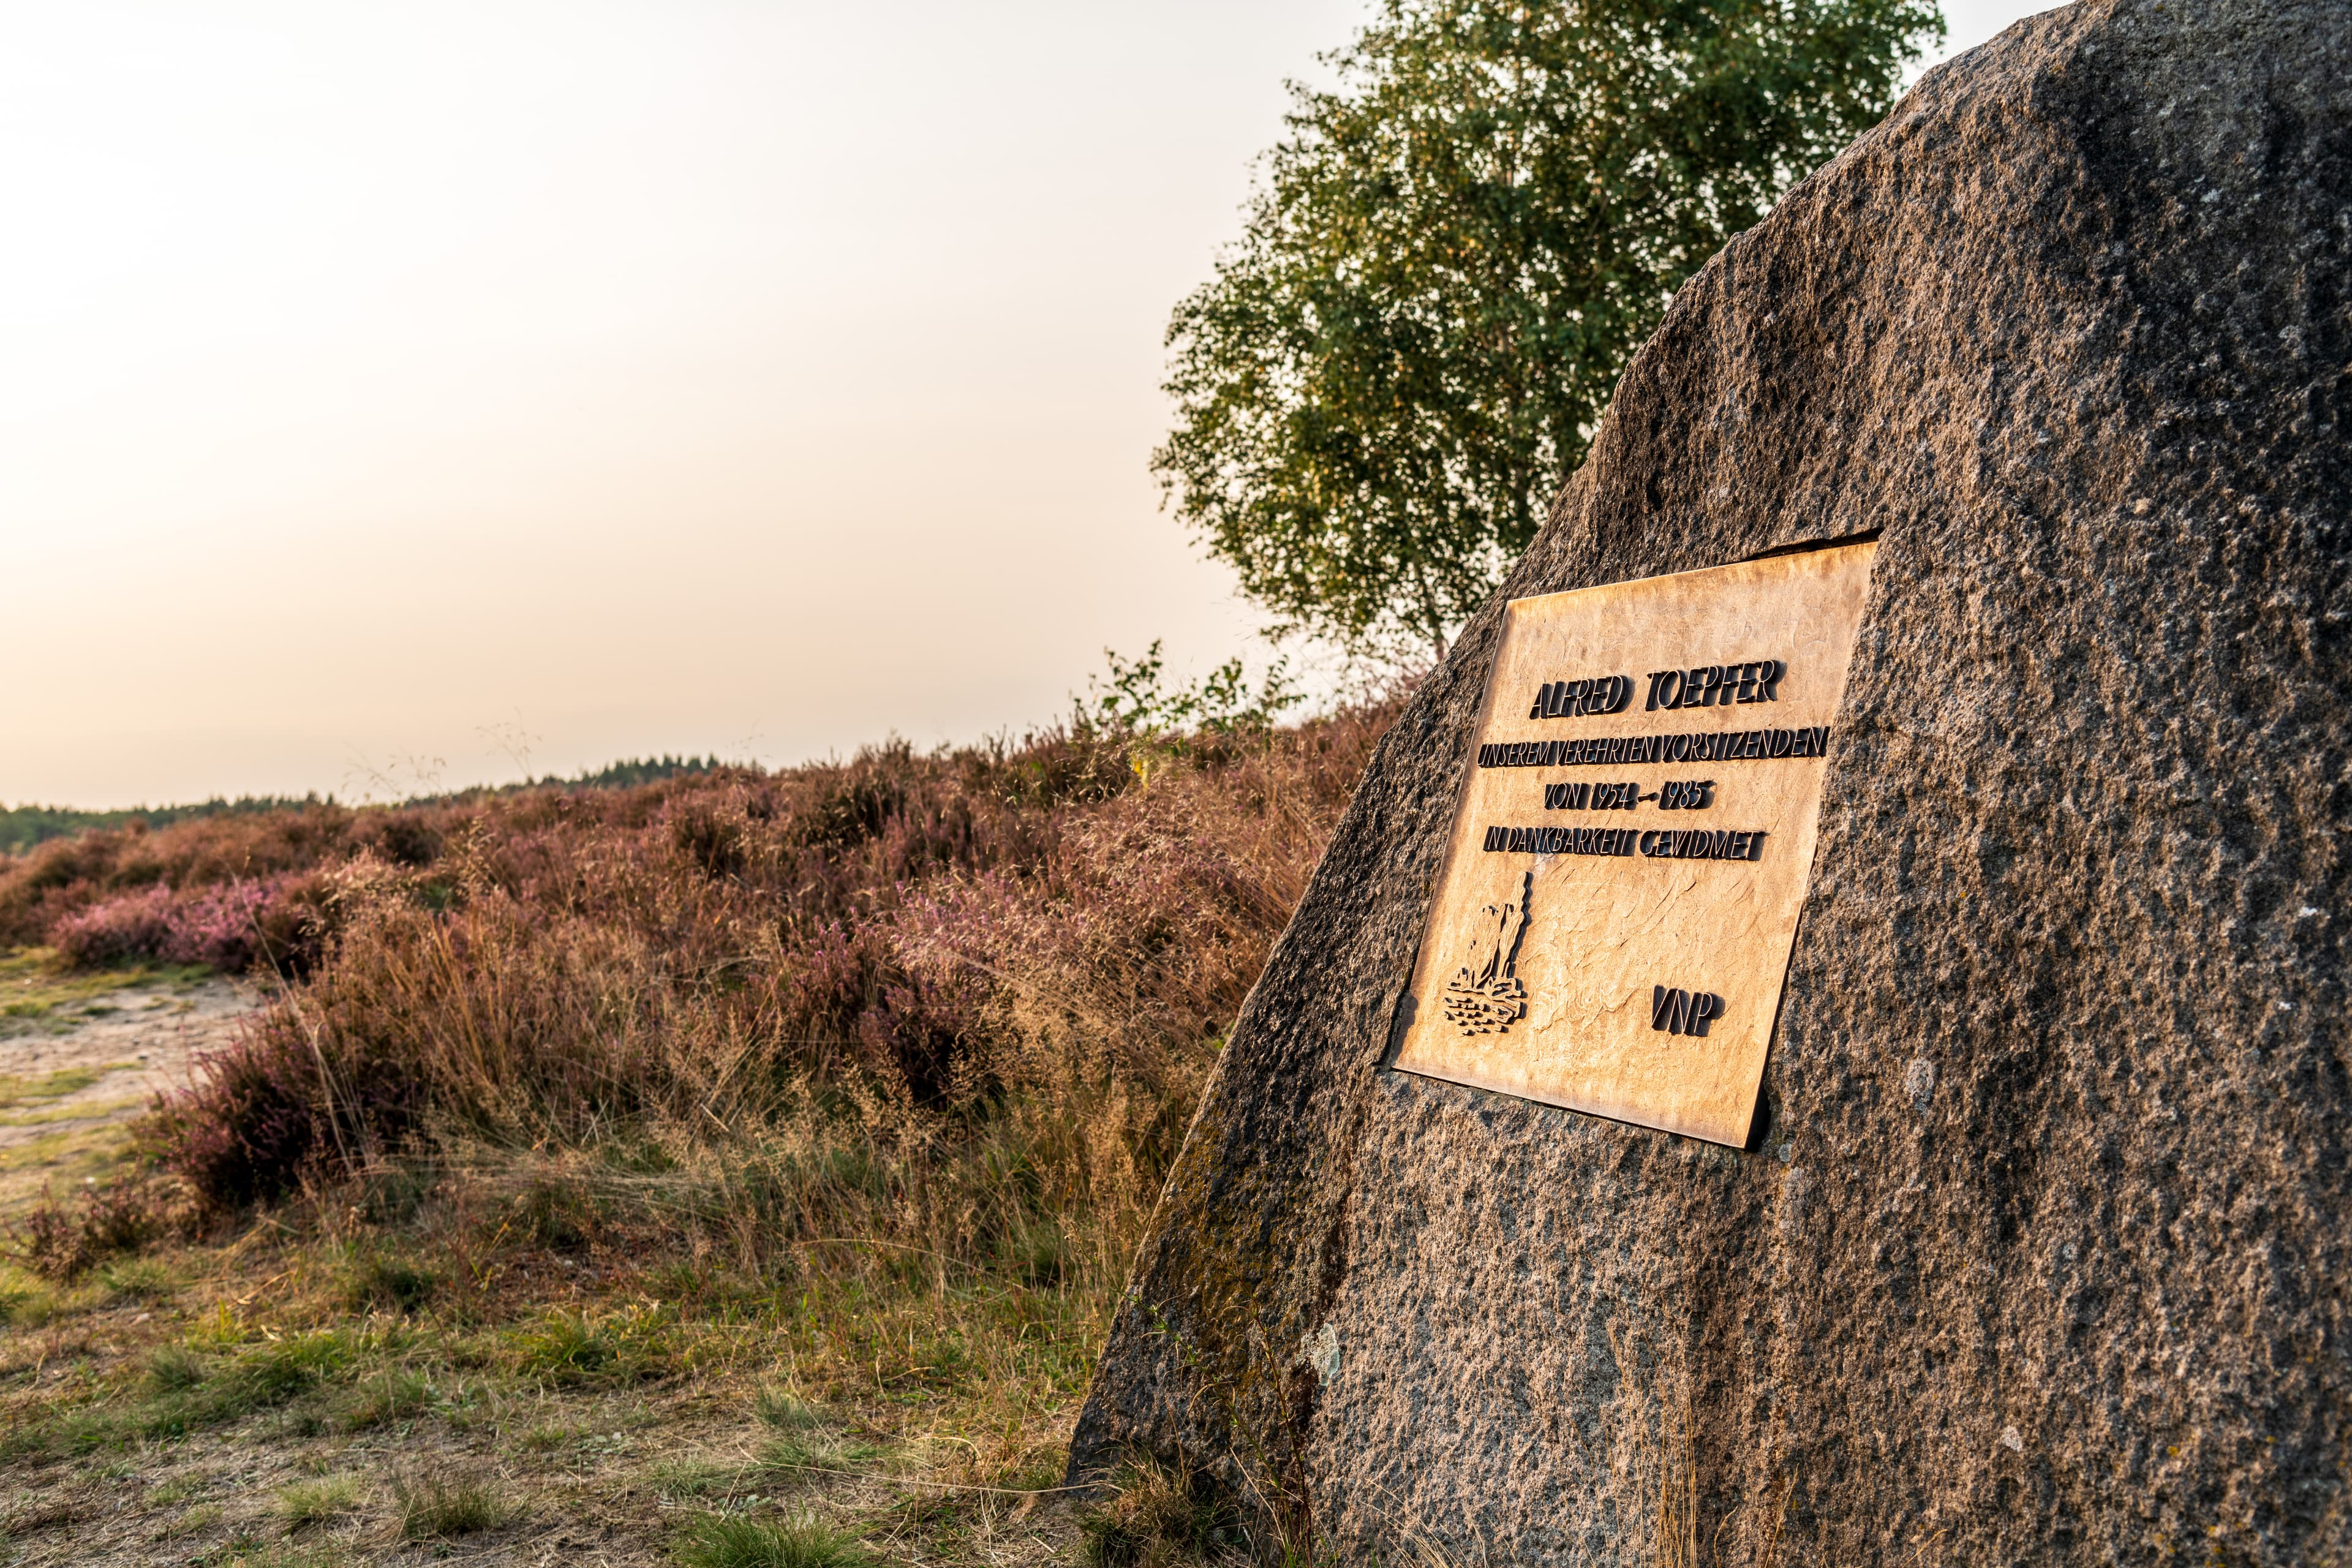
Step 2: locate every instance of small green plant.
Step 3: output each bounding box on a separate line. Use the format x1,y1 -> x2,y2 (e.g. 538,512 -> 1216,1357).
672,1513 -> 865,1568
1080,641 -> 1301,743
394,1471 -> 512,1537
276,1473 -> 361,1526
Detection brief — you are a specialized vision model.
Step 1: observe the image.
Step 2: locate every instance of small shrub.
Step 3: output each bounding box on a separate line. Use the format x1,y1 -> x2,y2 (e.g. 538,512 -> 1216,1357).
394,1471 -> 512,1538
51,886 -> 176,968
51,876 -> 304,973
673,1513 -> 865,1568
510,1177 -> 598,1251
276,1474 -> 361,1526
4,1175 -> 167,1281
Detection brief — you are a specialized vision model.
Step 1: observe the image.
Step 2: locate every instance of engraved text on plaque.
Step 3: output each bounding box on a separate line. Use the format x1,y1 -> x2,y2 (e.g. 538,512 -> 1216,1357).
1392,541 -> 1877,1146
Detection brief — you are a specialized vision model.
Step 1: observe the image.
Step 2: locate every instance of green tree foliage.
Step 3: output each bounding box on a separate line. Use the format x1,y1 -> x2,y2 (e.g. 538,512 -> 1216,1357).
1155,0 -> 1942,659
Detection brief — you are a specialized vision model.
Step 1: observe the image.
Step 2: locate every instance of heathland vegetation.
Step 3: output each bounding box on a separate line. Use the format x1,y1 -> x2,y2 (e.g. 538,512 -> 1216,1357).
0,687 -> 1393,1564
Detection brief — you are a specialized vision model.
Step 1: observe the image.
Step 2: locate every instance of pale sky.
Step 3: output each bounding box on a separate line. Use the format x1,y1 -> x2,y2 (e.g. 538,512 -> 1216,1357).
1,0 -> 2051,809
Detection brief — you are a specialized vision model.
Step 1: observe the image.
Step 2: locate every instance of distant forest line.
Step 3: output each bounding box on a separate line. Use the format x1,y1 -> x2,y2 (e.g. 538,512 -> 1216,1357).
0,755 -> 726,854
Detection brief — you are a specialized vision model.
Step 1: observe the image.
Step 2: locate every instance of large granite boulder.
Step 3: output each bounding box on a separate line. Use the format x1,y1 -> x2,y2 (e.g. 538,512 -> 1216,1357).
1068,1 -> 2352,1562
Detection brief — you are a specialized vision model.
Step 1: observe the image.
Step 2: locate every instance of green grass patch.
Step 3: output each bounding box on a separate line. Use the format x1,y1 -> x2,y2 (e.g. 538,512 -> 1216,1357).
507,1302 -> 676,1385
146,1476 -> 207,1508
15,1329 -> 372,1450
0,1261 -> 96,1326
0,1094 -> 144,1128
148,1343 -> 208,1391
0,1064 -> 107,1104
276,1473 -> 362,1526
239,1330 -> 357,1403
0,1120 -> 140,1184
393,1471 -> 513,1537
673,1513 -> 866,1568
341,1368 -> 433,1430
99,1254 -> 180,1302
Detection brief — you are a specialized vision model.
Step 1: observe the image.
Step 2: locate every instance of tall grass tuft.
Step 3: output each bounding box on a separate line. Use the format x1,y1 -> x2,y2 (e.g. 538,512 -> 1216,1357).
393,1471 -> 512,1538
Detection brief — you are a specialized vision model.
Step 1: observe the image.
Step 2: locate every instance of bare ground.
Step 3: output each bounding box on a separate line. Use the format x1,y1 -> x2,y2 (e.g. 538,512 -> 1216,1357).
0,959 -> 253,1207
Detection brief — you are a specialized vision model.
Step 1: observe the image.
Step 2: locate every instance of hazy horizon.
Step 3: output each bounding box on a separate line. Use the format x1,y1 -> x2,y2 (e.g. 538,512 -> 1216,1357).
4,0 -> 2051,811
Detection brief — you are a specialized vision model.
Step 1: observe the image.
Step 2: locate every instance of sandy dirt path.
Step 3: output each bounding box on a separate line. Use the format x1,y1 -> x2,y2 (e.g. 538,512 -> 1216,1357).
0,970 -> 260,1205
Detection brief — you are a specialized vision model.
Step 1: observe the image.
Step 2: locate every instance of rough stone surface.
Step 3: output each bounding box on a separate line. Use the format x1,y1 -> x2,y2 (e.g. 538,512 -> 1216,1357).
1067,2 -> 2352,1562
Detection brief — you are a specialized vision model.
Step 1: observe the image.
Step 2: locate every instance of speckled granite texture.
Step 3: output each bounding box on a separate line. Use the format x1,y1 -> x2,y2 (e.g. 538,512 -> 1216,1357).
1068,1 -> 2351,1561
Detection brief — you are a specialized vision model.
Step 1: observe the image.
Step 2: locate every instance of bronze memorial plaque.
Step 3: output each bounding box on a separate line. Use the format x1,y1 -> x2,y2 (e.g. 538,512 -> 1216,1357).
1393,541 -> 1877,1146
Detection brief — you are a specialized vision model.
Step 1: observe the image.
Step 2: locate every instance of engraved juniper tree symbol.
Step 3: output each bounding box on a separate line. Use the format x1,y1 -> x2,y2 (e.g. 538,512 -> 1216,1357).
1442,870 -> 1532,1035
